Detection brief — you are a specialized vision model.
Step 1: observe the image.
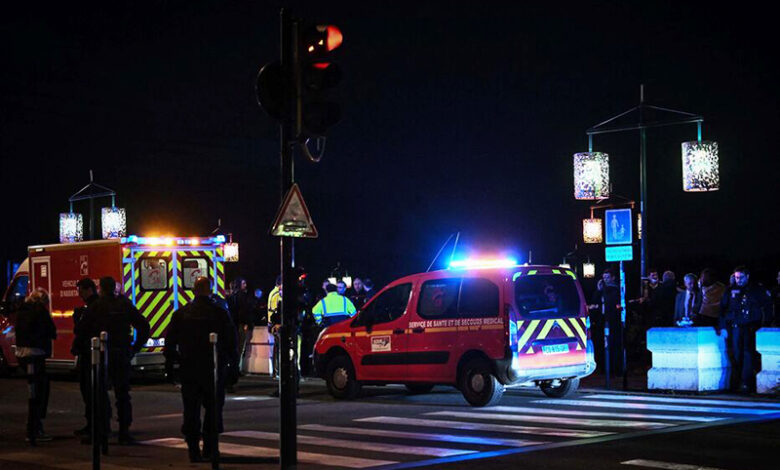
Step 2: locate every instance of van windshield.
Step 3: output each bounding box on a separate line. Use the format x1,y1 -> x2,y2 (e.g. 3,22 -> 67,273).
513,274 -> 580,318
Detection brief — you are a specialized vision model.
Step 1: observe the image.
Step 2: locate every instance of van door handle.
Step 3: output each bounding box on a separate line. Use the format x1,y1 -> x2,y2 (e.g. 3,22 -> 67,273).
412,327 -> 425,334
393,328 -> 404,335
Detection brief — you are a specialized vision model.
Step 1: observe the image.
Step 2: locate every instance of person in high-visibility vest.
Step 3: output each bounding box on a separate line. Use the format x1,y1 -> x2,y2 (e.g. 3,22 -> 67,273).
312,283 -> 356,327
267,276 -> 282,379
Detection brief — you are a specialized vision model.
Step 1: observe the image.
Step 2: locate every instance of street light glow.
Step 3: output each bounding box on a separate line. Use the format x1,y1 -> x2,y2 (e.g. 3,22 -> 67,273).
582,218 -> 603,244
682,141 -> 719,192
574,152 -> 610,200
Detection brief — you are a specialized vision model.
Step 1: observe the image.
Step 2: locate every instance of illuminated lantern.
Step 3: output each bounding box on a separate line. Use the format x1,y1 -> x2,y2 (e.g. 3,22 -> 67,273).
583,218 -> 603,244
583,262 -> 596,279
101,207 -> 126,239
327,277 -> 337,286
342,276 -> 353,288
224,242 -> 239,262
573,152 -> 610,200
682,141 -> 719,192
59,212 -> 83,243
559,263 -> 571,269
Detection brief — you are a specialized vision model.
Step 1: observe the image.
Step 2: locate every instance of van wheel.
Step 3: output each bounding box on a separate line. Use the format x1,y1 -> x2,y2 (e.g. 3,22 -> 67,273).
458,358 -> 504,407
405,383 -> 435,395
540,377 -> 579,398
325,355 -> 361,400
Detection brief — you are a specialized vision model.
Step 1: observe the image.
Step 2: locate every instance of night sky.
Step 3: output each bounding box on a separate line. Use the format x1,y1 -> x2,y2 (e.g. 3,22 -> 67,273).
2,1 -> 778,292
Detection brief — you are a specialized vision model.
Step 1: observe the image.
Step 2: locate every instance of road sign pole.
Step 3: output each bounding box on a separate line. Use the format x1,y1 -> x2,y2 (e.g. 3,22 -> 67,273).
279,8 -> 297,469
620,261 -> 628,390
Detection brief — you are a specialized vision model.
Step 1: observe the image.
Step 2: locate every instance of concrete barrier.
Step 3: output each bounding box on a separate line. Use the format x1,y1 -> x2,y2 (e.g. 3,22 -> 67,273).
647,327 -> 730,392
756,328 -> 780,394
246,326 -> 274,375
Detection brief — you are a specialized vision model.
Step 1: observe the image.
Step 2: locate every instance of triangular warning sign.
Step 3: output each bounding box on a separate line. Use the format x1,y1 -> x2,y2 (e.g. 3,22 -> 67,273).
270,184 -> 318,238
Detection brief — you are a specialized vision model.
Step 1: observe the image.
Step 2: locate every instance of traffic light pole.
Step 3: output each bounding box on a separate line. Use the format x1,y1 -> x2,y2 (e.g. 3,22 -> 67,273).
279,9 -> 297,469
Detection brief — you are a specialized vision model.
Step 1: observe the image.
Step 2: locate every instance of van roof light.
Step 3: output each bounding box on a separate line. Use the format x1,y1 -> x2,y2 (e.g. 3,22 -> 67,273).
448,258 -> 518,270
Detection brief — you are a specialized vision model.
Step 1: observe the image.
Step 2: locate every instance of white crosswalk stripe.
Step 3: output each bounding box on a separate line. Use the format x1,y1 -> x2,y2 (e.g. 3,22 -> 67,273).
585,393 -> 780,409
622,458 -> 728,470
224,430 -> 476,457
482,405 -> 721,422
141,437 -> 398,468
141,392 -> 770,469
425,410 -> 672,429
356,416 -> 614,438
298,423 -> 547,447
532,398 -> 780,415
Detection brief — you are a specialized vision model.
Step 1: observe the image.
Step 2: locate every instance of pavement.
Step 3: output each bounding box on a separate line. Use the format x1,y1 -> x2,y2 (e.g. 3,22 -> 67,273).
0,371 -> 778,470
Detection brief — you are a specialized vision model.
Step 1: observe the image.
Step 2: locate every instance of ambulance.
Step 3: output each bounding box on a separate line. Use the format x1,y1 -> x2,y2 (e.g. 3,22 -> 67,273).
313,259 -> 596,406
0,235 -> 229,372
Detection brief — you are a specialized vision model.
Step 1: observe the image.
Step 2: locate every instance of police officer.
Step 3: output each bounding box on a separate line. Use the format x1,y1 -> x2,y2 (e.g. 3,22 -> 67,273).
312,283 -> 356,327
71,278 -> 99,437
720,266 -> 772,393
164,277 -> 238,462
76,276 -> 150,444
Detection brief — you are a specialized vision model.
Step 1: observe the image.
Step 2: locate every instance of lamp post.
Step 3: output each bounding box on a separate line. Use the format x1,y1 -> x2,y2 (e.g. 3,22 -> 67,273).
577,85 -> 717,281
66,171 -> 123,241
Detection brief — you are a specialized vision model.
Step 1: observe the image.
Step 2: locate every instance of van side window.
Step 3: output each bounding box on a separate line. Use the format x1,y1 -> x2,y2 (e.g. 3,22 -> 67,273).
514,274 -> 580,318
182,258 -> 208,289
140,258 -> 168,291
418,278 -> 460,319
459,278 -> 499,318
362,283 -> 412,325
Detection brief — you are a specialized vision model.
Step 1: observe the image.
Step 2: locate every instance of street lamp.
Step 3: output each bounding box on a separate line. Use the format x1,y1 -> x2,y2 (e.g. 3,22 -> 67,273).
682,140 -> 719,191
573,152 -> 610,200
67,170 -> 120,241
575,85 -> 717,279
583,217 -> 603,244
59,212 -> 83,243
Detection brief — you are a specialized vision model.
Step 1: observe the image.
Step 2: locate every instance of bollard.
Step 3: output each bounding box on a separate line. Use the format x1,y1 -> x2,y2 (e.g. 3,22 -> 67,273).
99,332 -> 109,455
91,337 -> 100,470
210,332 -> 219,470
26,361 -> 37,446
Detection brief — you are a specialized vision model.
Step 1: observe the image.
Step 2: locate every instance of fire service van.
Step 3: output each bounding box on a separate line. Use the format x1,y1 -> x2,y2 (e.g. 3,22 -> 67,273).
0,235 -> 229,372
314,259 -> 595,406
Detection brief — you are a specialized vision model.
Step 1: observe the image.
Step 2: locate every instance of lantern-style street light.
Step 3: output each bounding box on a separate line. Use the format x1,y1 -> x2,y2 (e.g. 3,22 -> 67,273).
574,86 -> 718,280
64,171 -> 123,242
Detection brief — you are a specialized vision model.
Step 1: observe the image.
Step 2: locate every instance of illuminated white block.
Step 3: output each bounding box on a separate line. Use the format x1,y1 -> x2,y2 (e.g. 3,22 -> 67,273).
246,327 -> 274,375
647,327 -> 730,391
756,328 -> 780,394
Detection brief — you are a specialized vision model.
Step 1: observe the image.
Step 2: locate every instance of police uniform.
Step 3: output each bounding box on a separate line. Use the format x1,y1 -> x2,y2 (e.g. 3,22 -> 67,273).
76,293 -> 150,441
312,292 -> 356,327
164,296 -> 237,458
720,283 -> 772,389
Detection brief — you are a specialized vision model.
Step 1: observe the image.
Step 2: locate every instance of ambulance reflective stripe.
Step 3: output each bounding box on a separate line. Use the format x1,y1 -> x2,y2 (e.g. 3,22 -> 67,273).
516,319 -> 540,353
132,251 -> 175,352
568,317 -> 588,345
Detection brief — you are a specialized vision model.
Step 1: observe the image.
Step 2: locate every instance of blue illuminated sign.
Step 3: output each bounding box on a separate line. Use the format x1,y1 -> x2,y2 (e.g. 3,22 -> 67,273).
605,245 -> 633,262
605,208 -> 633,245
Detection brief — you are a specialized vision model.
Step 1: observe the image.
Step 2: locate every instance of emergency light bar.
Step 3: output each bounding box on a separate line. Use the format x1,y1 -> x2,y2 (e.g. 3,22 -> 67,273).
448,258 -> 519,270
122,235 -> 226,246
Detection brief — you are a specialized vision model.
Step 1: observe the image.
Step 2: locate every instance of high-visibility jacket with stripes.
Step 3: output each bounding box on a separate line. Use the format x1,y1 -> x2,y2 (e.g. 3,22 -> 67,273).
267,285 -> 281,323
312,292 -> 356,325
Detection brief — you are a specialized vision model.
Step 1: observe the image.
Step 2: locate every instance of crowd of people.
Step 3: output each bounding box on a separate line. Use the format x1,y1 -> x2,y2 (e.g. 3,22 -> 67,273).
589,265 -> 778,393
10,264 -> 778,459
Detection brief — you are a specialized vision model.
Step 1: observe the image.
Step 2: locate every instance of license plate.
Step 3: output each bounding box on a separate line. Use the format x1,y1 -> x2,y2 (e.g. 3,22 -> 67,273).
541,344 -> 569,355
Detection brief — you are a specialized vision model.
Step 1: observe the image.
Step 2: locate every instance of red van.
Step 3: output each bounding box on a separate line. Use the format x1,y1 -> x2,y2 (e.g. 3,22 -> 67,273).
313,262 -> 595,406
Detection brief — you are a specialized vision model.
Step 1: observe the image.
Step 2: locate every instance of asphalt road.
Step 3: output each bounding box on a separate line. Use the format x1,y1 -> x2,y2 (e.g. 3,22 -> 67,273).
0,373 -> 778,470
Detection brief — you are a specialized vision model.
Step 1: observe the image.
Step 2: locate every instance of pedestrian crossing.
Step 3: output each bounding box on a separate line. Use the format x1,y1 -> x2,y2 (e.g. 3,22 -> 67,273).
140,393 -> 780,469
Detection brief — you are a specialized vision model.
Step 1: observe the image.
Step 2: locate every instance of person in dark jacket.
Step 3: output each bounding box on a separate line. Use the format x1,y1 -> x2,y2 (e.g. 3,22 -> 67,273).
719,266 -> 772,393
71,278 -> 99,436
227,277 -> 254,376
648,271 -> 679,327
75,277 -> 150,444
674,273 -> 702,325
165,277 -> 238,462
14,288 -> 56,443
589,269 -> 623,375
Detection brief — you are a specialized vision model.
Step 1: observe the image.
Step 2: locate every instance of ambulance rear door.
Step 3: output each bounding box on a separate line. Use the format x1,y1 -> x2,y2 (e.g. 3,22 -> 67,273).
129,249 -> 174,353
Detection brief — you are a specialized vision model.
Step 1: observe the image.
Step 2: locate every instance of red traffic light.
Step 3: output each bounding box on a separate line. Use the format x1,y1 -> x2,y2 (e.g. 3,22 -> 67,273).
303,25 -> 343,58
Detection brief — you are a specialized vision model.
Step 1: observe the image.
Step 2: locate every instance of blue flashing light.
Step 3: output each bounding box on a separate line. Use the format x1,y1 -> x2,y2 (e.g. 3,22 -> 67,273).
449,258 -> 518,270
127,235 -> 139,244
214,235 -> 226,243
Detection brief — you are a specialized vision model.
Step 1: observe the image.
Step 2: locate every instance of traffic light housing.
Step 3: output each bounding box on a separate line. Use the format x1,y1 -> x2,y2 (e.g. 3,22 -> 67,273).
298,24 -> 343,136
